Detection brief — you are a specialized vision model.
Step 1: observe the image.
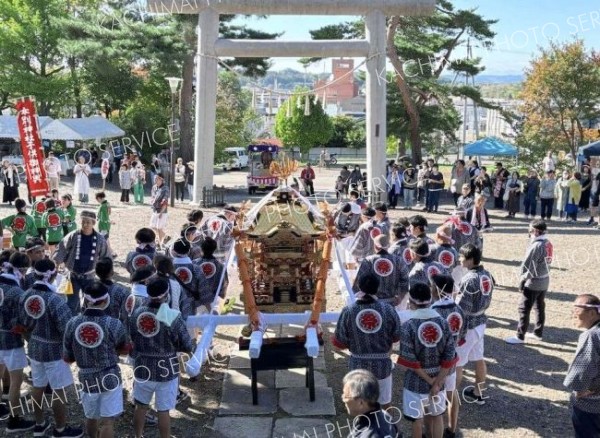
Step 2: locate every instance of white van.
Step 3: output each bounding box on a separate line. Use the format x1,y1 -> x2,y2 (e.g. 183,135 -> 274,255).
222,147 -> 249,171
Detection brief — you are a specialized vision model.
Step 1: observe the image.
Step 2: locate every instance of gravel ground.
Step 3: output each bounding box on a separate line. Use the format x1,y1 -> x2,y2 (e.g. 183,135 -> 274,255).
0,169 -> 595,437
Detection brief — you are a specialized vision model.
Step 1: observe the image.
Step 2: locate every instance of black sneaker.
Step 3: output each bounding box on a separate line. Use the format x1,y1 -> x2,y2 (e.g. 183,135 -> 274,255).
0,403 -> 9,420
34,420 -> 52,437
6,416 -> 36,434
176,390 -> 189,405
145,411 -> 158,426
463,387 -> 486,405
443,427 -> 456,438
52,425 -> 84,437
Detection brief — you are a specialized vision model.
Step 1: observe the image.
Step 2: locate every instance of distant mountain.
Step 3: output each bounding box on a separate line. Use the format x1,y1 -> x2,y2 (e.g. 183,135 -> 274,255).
475,74 -> 523,84
239,69 -> 522,91
239,68 -> 364,91
441,74 -> 523,84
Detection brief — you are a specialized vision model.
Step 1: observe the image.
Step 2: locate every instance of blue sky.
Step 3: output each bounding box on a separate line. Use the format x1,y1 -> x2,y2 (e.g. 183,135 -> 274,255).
231,0 -> 600,75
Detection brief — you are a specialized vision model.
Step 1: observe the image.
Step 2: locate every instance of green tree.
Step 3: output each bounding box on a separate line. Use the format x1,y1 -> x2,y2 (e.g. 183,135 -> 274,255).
58,0 -> 186,118
0,0 -> 70,115
275,93 -> 334,154
112,74 -> 171,155
519,40 -> 600,160
214,71 -> 258,163
326,115 -> 365,149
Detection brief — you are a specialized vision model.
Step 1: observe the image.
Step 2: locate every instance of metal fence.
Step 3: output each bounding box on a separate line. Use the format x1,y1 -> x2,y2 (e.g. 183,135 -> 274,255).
202,185 -> 227,208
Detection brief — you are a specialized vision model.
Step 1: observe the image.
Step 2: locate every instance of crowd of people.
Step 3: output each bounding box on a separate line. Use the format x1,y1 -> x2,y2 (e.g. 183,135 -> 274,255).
0,153 -> 597,438
329,154 -> 600,233
330,181 -> 596,438
35,150 -> 197,208
0,170 -> 238,437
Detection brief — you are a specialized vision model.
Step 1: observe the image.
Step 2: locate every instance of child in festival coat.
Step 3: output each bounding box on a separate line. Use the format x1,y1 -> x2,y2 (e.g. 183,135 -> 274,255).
61,194 -> 77,235
129,277 -> 194,438
192,237 -> 228,316
63,281 -> 129,438
0,252 -> 35,433
1,198 -> 38,249
32,197 -> 47,241
125,228 -> 157,275
19,259 -> 82,437
96,192 -> 115,257
41,198 -> 65,254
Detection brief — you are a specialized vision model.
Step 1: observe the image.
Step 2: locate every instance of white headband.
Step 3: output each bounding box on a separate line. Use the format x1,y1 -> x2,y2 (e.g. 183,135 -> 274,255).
34,268 -> 57,281
83,293 -> 109,304
149,291 -> 169,301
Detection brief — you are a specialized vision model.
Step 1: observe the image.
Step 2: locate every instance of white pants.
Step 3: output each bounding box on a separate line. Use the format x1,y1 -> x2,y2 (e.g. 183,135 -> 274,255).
0,347 -> 28,371
133,378 -> 178,412
402,388 -> 446,420
81,385 -> 123,419
30,359 -> 73,390
456,324 -> 486,367
378,375 -> 392,405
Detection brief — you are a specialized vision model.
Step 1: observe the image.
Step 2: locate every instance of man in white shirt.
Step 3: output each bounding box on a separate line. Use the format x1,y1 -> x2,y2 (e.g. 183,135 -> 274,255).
44,152 -> 62,191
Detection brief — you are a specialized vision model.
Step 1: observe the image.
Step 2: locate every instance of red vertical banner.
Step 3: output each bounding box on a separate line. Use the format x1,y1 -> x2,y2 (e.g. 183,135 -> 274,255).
15,97 -> 49,197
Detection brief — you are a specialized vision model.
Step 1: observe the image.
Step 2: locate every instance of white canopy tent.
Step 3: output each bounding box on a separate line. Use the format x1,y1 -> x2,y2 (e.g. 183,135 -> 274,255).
41,116 -> 125,141
0,115 -> 54,139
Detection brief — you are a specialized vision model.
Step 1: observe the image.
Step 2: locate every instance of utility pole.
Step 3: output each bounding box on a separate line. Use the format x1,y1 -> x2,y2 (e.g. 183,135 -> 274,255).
455,37 -> 479,160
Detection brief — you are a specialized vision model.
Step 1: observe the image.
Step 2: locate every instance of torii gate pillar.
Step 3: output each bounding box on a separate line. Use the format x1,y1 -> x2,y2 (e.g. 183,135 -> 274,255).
146,0 -> 436,204
192,8 -> 219,205
365,10 -> 387,203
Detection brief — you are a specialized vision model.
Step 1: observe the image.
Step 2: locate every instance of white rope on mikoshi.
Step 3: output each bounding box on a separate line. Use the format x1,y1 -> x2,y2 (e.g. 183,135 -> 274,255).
242,186 -> 325,229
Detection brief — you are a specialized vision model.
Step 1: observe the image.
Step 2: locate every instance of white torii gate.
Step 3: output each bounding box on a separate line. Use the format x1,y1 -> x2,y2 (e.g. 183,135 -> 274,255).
146,0 -> 435,204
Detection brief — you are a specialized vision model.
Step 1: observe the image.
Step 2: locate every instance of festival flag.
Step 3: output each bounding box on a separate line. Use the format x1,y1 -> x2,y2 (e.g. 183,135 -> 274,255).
15,97 -> 49,197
